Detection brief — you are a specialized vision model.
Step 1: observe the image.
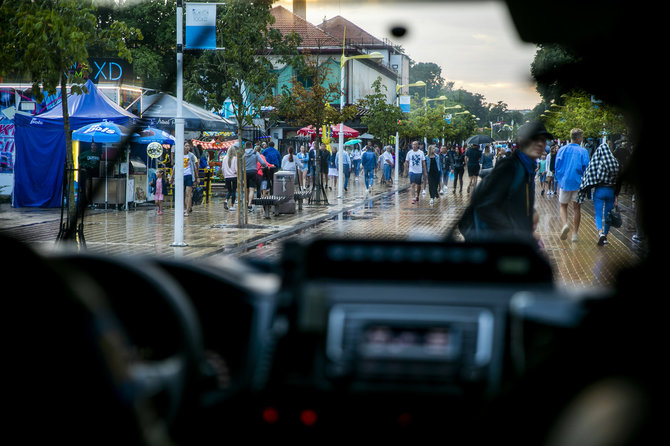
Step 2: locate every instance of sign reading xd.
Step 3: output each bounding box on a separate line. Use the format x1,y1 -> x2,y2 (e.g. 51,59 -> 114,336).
185,3 -> 217,50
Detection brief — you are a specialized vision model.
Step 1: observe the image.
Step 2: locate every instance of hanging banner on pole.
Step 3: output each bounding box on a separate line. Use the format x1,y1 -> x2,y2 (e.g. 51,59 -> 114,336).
399,95 -> 411,113
185,3 -> 217,49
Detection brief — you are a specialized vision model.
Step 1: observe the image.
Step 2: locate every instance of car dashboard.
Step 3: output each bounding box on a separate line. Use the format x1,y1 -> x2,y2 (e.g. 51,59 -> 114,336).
7,234 -> 609,445
153,237 -> 590,442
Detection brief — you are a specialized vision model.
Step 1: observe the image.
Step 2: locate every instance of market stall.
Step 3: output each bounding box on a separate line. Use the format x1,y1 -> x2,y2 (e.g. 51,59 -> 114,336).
13,79 -> 137,208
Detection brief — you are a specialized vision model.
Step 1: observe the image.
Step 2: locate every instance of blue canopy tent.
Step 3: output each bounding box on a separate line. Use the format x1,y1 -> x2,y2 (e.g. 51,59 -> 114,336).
13,79 -> 138,207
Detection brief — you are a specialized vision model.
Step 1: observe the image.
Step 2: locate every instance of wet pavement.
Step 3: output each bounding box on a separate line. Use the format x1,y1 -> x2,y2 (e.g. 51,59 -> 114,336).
0,171 -> 643,291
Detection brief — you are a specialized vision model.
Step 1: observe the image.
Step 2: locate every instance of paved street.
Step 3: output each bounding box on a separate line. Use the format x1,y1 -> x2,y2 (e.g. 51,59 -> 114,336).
0,171 -> 642,291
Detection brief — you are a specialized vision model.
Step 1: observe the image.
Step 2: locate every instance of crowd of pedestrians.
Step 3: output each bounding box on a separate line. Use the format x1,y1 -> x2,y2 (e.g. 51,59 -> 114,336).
190,122 -> 635,248
457,122 -> 632,248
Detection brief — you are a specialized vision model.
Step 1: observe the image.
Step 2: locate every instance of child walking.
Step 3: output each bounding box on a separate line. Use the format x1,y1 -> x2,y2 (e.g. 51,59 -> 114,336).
154,169 -> 165,215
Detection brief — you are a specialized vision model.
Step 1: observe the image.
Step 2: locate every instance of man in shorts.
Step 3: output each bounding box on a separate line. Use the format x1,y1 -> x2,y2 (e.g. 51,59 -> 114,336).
555,128 -> 590,242
405,140 -> 427,203
181,142 -> 199,216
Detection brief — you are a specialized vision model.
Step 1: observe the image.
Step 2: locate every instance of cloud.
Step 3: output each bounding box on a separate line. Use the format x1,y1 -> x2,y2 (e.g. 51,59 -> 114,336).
298,0 -> 542,109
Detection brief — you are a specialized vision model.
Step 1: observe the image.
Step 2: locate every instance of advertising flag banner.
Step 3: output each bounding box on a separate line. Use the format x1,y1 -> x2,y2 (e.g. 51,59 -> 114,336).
399,95 -> 411,113
185,3 -> 217,49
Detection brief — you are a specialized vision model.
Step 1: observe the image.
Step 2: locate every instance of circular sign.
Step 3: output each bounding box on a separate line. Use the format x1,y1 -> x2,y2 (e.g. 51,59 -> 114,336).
147,141 -> 163,159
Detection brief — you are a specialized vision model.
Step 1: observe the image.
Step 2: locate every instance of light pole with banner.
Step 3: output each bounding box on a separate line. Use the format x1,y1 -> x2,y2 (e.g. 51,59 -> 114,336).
173,1 -> 220,246
339,50 -> 384,198
394,81 -> 425,191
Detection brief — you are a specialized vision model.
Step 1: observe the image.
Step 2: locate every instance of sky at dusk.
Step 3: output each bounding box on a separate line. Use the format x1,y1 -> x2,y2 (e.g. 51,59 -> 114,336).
276,0 -> 542,110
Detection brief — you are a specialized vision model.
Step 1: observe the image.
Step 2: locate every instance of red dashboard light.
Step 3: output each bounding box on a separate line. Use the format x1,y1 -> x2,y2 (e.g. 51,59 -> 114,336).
397,412 -> 412,427
262,407 -> 279,424
300,409 -> 318,426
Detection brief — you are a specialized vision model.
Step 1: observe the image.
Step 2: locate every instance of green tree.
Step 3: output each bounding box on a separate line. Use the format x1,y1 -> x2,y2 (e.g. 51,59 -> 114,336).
94,0 -> 175,90
184,0 -> 300,225
0,0 -> 139,236
274,54 -> 358,202
409,61 -> 444,99
531,43 -> 581,104
359,77 -> 403,145
542,90 -> 627,142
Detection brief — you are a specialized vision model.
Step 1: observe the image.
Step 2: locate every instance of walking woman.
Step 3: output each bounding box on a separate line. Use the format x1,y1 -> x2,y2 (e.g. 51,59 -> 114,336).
546,144 -> 558,195
296,145 -> 308,190
222,148 -> 237,211
351,144 -> 362,179
281,146 -> 298,185
425,145 -> 442,205
480,144 -> 495,175
578,142 -> 620,246
450,145 -> 466,194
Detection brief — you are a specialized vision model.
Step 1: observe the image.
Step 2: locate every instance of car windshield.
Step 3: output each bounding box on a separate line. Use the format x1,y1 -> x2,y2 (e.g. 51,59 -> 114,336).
3,2 -> 661,446
0,0 -> 643,293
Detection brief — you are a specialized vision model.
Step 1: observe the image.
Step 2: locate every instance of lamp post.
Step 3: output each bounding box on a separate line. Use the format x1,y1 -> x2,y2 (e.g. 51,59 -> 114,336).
394,81 -> 425,191
339,51 -> 384,198
423,95 -> 448,110
172,0 -> 186,246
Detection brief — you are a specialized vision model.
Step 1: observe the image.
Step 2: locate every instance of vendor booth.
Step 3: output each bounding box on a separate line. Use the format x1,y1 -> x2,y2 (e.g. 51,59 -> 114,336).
141,94 -> 235,132
13,80 -> 138,207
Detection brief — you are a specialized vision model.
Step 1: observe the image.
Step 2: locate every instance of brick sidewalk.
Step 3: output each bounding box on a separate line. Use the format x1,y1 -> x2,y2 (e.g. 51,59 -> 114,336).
0,171 -> 642,290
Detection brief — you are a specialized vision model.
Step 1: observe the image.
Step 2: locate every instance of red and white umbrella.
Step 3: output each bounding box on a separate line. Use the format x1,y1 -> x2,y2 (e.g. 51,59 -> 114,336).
297,124 -> 360,138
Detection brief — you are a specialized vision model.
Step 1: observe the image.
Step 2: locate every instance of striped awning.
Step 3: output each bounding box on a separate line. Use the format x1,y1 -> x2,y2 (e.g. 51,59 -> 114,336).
191,139 -> 237,150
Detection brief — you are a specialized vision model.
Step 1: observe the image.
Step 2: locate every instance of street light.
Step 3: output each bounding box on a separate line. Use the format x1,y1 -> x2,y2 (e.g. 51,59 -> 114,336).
423,95 -> 448,110
393,81 -> 425,190
339,51 -> 384,198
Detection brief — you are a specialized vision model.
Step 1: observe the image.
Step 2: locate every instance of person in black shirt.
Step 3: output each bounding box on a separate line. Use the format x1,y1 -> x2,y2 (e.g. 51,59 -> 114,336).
449,145 -> 465,194
465,144 -> 482,193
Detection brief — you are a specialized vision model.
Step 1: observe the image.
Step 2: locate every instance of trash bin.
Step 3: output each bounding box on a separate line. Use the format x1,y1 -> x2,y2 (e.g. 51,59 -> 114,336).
273,170 -> 296,214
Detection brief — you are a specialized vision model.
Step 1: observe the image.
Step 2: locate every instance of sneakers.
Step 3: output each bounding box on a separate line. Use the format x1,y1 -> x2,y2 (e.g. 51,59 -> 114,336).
597,232 -> 607,246
229,205 -> 235,211
429,198 -> 434,205
248,206 -> 253,212
571,233 -> 579,243
560,224 -> 570,240
224,202 -> 229,210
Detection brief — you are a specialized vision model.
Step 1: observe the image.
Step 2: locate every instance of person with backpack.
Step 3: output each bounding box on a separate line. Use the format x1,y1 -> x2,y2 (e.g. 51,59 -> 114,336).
458,121 -> 552,246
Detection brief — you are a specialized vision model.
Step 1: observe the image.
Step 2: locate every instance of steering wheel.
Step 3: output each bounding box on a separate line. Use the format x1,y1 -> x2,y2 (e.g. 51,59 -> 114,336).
52,253 -> 205,426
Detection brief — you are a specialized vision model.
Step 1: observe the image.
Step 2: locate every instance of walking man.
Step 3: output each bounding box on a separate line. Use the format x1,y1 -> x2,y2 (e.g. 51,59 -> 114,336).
361,144 -> 377,195
262,141 -> 281,191
555,128 -> 590,242
405,140 -> 427,204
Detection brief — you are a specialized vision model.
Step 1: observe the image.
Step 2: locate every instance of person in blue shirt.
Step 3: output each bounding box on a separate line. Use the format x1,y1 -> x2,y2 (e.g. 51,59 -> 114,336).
262,141 -> 281,191
555,128 -> 590,242
361,146 -> 377,195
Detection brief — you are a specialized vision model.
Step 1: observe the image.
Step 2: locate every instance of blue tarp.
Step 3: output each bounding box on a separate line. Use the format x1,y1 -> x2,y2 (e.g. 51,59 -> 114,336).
13,80 -> 138,207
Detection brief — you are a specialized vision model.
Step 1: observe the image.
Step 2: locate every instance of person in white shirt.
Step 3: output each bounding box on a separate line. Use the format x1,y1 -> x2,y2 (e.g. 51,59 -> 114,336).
281,146 -> 298,183
404,140 -> 427,203
351,145 -> 362,180
221,149 -> 237,211
171,141 -> 199,216
379,145 -> 395,186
